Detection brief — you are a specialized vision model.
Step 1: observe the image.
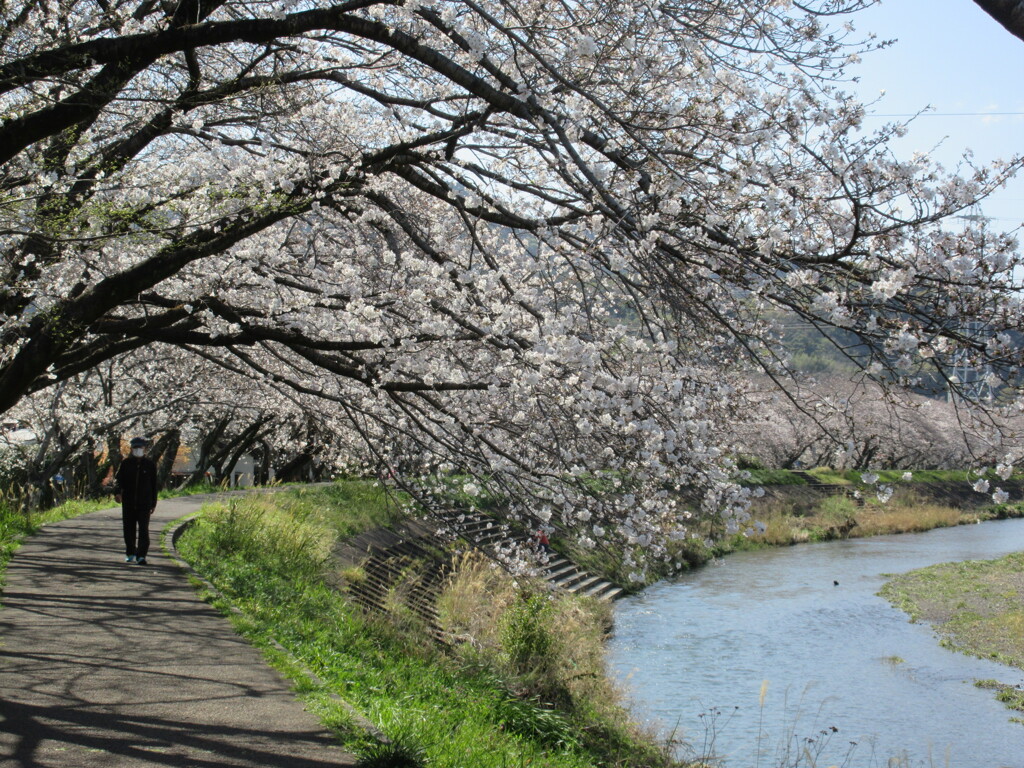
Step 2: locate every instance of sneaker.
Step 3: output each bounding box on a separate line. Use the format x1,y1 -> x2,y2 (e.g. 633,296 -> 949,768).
125,555 -> 136,564
135,556 -> 147,565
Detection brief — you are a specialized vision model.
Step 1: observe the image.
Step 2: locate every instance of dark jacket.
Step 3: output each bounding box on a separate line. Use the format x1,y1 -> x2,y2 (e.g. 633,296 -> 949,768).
115,455 -> 159,510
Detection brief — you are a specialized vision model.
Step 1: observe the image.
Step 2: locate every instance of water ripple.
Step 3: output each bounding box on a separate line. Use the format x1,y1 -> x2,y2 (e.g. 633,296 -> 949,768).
609,519 -> 1024,768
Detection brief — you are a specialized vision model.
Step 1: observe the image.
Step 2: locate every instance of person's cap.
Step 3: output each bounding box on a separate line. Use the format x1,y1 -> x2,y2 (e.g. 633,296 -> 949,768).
129,436 -> 149,448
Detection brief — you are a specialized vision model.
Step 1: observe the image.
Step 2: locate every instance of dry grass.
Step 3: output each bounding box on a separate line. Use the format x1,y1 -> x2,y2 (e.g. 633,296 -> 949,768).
422,556 -> 678,766
436,553 -> 666,758
436,552 -> 516,642
852,504 -> 964,537
741,490 -> 974,546
751,513 -> 816,545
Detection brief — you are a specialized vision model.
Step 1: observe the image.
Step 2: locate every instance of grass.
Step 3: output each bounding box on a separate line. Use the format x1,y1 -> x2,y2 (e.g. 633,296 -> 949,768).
879,552 -> 1024,668
880,552 -> 1024,722
759,467 -> 1013,486
801,468 -> 915,485
300,481 -> 410,538
739,469 -> 809,486
723,486 -> 1011,553
176,491 -> 681,768
975,679 -> 1024,721
848,496 -> 968,537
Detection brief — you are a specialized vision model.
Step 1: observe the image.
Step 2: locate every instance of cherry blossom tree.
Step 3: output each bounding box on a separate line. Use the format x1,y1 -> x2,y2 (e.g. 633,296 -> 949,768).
0,341 -> 369,505
2,0 -> 1022,576
734,375 -> 1024,471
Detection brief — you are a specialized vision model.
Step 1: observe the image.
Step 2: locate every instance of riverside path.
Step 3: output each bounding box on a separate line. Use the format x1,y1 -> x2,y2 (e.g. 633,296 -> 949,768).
0,495 -> 357,767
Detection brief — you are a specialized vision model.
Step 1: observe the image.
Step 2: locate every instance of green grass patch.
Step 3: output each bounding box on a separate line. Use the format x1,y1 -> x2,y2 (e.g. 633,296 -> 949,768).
732,467 -> 1006,488
880,552 -> 1024,694
301,481 -> 410,539
975,679 -> 1024,722
160,480 -> 229,499
799,468 -> 984,485
176,492 -> 679,768
804,468 -> 853,484
738,469 -> 807,486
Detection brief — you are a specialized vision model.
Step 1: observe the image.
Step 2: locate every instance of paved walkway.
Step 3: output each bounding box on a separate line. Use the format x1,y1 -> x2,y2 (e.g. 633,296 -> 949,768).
0,495 -> 357,767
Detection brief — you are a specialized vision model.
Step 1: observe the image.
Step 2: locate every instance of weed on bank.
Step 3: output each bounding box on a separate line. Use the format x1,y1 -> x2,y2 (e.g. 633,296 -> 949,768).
880,550 -> 1024,722
175,487 -> 680,768
718,487 -> 1014,554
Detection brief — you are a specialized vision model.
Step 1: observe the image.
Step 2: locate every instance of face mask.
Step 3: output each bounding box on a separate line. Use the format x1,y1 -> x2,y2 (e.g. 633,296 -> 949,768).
131,448 -> 144,458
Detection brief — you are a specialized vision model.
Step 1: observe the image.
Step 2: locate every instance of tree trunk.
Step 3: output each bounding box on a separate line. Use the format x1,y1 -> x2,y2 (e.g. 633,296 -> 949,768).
209,418 -> 266,485
186,417 -> 230,486
153,429 -> 181,490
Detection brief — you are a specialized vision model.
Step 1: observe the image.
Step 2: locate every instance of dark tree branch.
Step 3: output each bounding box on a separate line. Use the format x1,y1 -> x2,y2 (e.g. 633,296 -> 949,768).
973,0 -> 1024,43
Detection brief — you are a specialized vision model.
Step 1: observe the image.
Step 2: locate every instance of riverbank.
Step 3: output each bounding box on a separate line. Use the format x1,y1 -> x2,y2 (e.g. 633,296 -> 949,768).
174,486 -> 683,768
721,482 -> 1023,555
879,550 -> 1024,722
177,480 -> 1023,765
4,475 -> 1019,765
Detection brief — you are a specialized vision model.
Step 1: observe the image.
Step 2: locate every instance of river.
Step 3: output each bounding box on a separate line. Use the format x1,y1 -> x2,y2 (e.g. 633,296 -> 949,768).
607,518 -> 1024,768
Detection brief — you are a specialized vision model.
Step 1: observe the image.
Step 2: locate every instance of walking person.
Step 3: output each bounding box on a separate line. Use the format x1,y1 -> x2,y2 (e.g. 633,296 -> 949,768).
115,436 -> 159,565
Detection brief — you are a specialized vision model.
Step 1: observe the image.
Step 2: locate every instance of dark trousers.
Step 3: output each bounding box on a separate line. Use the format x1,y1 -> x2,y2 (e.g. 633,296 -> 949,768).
122,505 -> 152,557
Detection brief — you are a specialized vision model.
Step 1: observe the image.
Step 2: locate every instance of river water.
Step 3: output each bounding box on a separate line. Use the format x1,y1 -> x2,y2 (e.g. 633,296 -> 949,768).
607,518 -> 1024,768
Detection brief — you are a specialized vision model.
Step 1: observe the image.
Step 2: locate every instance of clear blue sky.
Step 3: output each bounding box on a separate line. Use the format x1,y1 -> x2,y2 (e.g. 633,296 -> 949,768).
850,0 -> 1024,229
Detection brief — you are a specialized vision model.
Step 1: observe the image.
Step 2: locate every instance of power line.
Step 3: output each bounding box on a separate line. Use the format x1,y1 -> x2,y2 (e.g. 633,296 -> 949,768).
866,111 -> 1024,117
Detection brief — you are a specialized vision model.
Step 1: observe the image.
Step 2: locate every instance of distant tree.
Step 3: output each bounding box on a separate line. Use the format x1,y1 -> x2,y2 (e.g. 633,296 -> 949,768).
735,375 -> 1023,471
0,343 -> 360,503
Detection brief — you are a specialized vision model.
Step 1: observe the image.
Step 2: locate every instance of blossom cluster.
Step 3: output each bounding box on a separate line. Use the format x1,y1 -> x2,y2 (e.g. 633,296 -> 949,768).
1,0 -> 1022,576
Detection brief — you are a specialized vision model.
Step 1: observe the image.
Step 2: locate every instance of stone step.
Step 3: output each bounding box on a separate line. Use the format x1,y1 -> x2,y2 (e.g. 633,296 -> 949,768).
542,561 -> 577,579
552,569 -> 590,589
565,575 -> 602,593
580,580 -> 615,599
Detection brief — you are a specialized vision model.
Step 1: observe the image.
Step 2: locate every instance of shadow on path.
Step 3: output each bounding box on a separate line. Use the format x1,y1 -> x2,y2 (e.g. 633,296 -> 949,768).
0,497 -> 356,767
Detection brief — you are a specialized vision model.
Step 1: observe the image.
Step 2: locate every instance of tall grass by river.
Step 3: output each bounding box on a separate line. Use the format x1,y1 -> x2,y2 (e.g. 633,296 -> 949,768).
175,485 -> 680,768
723,488 -> 1019,552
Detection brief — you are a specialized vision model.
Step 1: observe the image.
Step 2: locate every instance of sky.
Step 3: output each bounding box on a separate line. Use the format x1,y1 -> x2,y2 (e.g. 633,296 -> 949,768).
847,0 -> 1024,230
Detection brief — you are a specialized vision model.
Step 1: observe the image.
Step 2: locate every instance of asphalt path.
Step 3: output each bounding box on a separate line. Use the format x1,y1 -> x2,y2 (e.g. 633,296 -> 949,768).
0,495 -> 357,767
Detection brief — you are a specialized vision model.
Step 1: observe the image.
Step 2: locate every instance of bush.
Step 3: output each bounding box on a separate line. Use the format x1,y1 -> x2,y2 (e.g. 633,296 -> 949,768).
502,592 -> 555,671
816,494 -> 858,524
189,497 -> 334,581
438,556 -> 641,735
